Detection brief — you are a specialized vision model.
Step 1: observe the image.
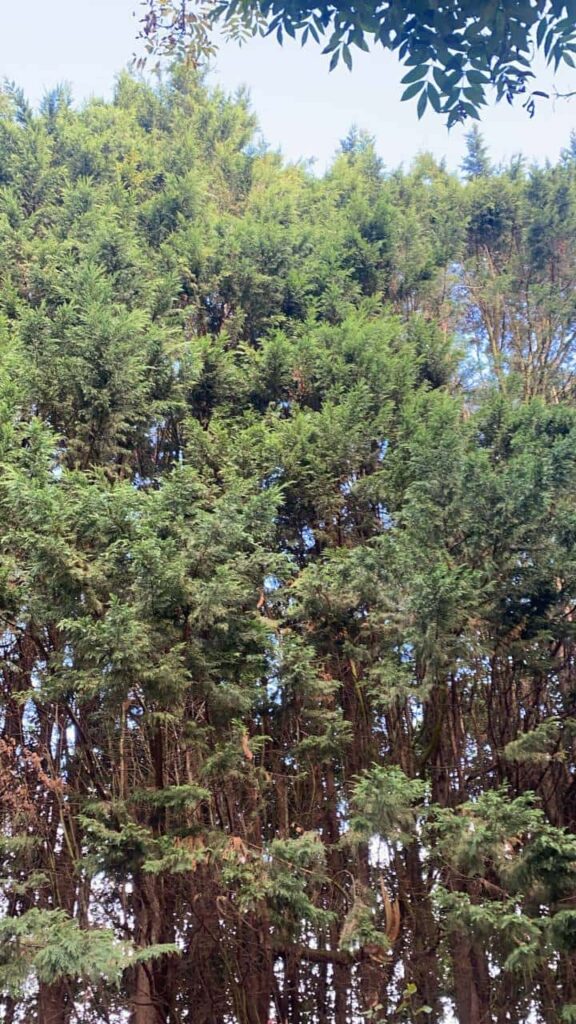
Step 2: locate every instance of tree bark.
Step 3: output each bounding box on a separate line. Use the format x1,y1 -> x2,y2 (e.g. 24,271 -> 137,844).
37,980 -> 72,1024
450,930 -> 491,1024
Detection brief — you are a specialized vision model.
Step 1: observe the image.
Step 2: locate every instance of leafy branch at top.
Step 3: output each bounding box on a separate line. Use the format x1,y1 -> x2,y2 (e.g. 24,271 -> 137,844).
136,0 -> 576,123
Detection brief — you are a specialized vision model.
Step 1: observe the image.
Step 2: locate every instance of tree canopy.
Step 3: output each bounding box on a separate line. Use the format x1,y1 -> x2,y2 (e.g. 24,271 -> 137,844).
1,67 -> 576,1024
137,0 -> 576,123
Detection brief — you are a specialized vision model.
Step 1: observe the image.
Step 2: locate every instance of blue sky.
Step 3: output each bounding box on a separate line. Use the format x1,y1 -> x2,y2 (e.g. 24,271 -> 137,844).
2,0 -> 576,171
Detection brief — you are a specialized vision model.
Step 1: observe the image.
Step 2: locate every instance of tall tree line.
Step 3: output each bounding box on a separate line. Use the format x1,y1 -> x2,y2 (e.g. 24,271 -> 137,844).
1,68 -> 576,1024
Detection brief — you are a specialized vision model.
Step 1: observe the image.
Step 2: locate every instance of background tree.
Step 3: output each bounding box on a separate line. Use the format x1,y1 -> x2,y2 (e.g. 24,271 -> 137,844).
461,124 -> 492,180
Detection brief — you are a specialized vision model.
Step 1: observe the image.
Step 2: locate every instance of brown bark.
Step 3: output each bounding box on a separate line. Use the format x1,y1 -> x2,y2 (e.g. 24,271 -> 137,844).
398,845 -> 441,1021
236,919 -> 274,1024
37,980 -> 72,1024
130,874 -> 167,1024
131,964 -> 165,1024
450,930 -> 491,1024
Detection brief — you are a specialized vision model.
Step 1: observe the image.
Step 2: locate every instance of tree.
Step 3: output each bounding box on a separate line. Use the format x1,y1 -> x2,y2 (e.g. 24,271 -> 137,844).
137,0 -> 576,124
461,124 -> 492,179
2,66 -> 576,1024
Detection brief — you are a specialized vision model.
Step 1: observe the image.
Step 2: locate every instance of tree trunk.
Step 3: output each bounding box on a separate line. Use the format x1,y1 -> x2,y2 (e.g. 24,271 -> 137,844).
450,931 -> 491,1024
37,980 -> 71,1024
131,964 -> 165,1024
130,873 -> 167,1024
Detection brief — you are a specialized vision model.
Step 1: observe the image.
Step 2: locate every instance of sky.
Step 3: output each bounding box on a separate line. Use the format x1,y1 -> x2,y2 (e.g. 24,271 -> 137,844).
2,0 -> 576,172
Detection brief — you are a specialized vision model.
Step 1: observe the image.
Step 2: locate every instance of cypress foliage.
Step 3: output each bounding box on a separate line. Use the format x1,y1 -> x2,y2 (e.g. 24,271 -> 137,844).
1,67 -> 576,1024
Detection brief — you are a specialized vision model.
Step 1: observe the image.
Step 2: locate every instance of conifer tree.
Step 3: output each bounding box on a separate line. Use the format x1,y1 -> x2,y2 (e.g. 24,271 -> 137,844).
0,68 -> 576,1024
461,124 -> 492,180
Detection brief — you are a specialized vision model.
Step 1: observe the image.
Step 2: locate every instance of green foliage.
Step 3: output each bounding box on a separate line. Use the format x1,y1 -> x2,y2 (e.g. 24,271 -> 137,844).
1,64 -> 576,1024
0,909 -> 134,992
350,766 -> 427,845
138,0 -> 576,123
339,889 -> 390,955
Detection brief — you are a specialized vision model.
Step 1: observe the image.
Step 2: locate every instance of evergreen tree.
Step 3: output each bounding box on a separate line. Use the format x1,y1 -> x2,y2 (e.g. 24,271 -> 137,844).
461,124 -> 491,180
0,67 -> 575,1024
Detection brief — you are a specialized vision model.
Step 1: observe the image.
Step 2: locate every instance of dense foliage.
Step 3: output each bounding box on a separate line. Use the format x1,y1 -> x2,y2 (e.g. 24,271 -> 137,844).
1,70 -> 576,1024
137,0 -> 576,123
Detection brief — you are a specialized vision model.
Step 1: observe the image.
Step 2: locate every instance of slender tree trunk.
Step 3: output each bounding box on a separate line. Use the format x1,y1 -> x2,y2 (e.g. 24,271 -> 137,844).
400,846 -> 441,1020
